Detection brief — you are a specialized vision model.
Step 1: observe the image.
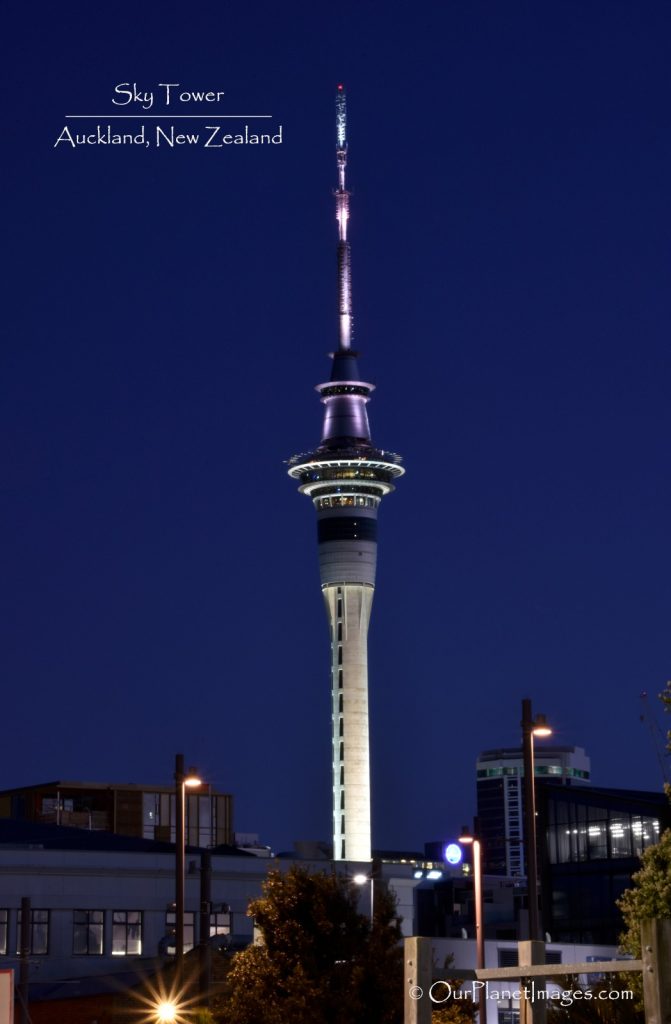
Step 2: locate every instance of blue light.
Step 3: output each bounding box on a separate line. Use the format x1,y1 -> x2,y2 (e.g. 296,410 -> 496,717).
444,843 -> 463,865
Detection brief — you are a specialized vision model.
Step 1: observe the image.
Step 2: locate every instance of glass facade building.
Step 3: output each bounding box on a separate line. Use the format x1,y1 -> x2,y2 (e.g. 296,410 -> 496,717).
538,784 -> 670,944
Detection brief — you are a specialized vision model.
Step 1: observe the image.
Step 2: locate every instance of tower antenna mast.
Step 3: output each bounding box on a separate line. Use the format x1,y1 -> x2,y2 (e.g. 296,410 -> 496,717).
335,84 -> 352,351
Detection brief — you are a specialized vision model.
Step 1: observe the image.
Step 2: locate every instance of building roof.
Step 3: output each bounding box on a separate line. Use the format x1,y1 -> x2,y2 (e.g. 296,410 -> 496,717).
0,818 -> 250,855
0,778 -> 231,795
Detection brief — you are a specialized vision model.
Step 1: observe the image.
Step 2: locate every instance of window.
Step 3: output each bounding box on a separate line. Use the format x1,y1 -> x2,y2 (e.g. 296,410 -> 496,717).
338,670 -> 343,689
339,718 -> 344,736
0,910 -> 6,955
73,910 -> 104,955
338,694 -> 343,713
210,910 -> 231,937
112,911 -> 142,955
16,909 -> 49,955
498,948 -> 518,968
165,910 -> 195,953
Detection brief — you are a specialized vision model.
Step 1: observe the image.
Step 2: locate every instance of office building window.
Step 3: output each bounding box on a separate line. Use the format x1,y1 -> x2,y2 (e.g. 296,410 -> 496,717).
73,910 -> 104,955
112,911 -> 142,955
210,910 -> 231,937
0,910 -> 7,955
165,910 -> 195,953
16,909 -> 49,955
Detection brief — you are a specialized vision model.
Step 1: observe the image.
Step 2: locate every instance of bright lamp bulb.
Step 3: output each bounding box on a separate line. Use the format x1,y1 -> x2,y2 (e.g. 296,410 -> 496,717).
156,1001 -> 177,1023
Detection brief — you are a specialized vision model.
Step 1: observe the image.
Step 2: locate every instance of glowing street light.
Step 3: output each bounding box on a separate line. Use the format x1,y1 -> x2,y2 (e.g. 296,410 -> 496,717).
458,825 -> 484,1023
174,754 -> 203,987
352,872 -> 374,917
521,698 -> 553,941
155,1001 -> 178,1023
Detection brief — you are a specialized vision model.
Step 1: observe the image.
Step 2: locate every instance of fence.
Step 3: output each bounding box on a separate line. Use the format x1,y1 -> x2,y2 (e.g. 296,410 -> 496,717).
404,918 -> 671,1024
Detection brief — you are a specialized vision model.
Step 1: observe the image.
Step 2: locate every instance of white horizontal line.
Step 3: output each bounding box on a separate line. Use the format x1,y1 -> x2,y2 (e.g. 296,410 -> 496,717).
66,115 -> 272,119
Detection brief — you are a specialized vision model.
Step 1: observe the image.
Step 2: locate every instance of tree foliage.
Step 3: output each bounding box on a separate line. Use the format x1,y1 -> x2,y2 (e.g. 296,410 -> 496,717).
545,974 -> 643,1023
617,681 -> 671,959
217,866 -> 403,1024
617,820 -> 671,959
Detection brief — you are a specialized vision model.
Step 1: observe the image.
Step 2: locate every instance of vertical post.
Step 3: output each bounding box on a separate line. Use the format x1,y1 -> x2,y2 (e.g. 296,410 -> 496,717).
518,939 -> 546,1024
199,849 -> 212,1006
404,936 -> 432,1024
18,896 -> 30,1024
521,698 -> 539,941
472,839 -> 485,1022
641,918 -> 671,1023
175,753 -> 185,988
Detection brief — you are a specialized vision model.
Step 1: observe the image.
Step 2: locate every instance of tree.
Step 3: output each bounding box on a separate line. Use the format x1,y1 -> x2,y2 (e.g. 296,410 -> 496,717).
217,866 -> 403,1024
617,825 -> 671,958
614,681 -> 671,1007
617,682 -> 671,956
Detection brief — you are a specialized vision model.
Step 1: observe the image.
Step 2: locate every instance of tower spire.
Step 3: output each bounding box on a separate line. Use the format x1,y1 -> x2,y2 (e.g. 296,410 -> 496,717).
335,85 -> 352,351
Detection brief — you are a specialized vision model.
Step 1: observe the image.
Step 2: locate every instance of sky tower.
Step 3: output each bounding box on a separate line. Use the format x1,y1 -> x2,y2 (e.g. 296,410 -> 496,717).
288,87 -> 404,862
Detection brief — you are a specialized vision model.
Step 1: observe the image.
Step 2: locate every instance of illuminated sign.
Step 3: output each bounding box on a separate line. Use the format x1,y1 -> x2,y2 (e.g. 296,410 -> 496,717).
444,843 -> 463,865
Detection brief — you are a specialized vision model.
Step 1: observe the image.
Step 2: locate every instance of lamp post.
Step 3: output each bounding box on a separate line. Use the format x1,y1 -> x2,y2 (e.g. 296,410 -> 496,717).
521,699 -> 552,941
352,872 -> 374,918
174,753 -> 202,988
459,826 -> 484,1023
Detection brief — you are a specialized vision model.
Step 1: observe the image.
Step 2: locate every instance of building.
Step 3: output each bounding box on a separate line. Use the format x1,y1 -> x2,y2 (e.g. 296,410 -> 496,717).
0,779 -> 234,848
0,819 -> 255,986
287,87 -> 404,862
538,782 -> 670,944
0,819 -> 422,1018
476,746 -> 591,875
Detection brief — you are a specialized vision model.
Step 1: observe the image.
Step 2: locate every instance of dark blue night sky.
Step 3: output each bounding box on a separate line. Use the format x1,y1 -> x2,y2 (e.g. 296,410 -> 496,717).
2,1 -> 670,854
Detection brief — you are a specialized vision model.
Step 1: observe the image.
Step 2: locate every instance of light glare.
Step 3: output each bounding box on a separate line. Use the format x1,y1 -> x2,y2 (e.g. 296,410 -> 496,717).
156,1002 -> 177,1023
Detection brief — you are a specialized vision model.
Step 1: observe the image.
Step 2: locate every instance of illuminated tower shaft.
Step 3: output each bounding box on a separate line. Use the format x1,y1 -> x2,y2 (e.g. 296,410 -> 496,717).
289,87 -> 403,862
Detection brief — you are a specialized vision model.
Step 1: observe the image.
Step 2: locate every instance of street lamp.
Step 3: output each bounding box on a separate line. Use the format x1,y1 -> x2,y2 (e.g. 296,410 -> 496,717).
352,872 -> 374,918
174,753 -> 202,987
521,698 -> 552,941
459,826 -> 484,1023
